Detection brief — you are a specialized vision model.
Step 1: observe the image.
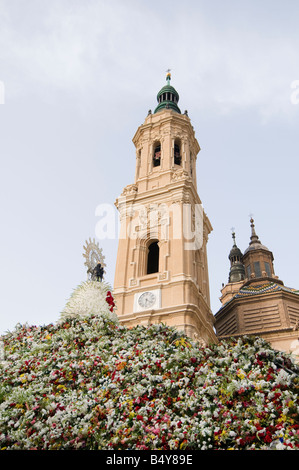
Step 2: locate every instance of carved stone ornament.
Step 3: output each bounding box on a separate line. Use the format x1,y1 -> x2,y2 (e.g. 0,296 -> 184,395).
121,184 -> 138,196
172,169 -> 190,182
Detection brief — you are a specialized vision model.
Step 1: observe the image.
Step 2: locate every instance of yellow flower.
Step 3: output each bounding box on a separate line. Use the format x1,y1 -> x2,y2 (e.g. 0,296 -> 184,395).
278,414 -> 287,423
180,440 -> 188,449
236,369 -> 245,379
128,400 -> 134,410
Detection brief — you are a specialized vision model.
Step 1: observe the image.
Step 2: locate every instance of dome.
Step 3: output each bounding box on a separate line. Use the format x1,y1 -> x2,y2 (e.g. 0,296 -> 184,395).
228,232 -> 243,262
229,244 -> 243,260
228,232 -> 245,283
243,242 -> 270,254
157,84 -> 179,101
154,72 -> 181,114
243,218 -> 270,255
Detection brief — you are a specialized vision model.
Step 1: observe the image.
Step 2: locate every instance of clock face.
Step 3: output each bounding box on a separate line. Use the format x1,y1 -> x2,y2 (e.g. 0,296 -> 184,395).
138,291 -> 156,309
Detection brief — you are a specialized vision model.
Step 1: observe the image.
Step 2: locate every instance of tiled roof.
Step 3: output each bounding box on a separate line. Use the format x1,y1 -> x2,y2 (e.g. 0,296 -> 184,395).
216,281 -> 299,314
234,282 -> 299,299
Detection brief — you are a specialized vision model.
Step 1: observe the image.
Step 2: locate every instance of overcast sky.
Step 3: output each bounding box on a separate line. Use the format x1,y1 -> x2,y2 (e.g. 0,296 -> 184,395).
1,0 -> 299,334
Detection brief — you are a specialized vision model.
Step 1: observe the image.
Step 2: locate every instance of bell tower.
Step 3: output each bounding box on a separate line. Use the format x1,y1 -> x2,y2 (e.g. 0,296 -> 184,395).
113,73 -> 216,344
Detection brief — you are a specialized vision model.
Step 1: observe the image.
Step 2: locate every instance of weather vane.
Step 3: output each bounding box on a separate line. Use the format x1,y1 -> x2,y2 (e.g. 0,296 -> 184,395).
83,237 -> 106,282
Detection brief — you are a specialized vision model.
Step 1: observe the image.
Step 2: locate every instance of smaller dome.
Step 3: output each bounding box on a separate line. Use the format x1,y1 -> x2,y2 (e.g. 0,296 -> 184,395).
154,72 -> 181,114
157,84 -> 179,101
228,232 -> 245,283
228,232 -> 243,261
229,244 -> 243,260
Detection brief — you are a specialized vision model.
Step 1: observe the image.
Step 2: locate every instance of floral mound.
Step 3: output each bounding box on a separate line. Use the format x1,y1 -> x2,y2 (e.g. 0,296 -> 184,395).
0,315 -> 298,450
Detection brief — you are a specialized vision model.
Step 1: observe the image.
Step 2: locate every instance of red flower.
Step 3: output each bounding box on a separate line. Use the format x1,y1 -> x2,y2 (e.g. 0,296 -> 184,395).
106,291 -> 115,312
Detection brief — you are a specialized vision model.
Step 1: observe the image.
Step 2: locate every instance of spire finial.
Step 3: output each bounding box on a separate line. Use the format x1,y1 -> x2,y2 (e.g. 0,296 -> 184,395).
231,227 -> 236,246
166,69 -> 171,83
228,228 -> 245,282
249,216 -> 261,245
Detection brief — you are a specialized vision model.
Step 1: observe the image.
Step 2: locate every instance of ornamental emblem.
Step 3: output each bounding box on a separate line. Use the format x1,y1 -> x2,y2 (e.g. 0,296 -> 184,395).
83,238 -> 106,281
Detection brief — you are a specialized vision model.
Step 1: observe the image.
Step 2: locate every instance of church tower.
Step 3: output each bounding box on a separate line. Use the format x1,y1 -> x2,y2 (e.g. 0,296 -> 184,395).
215,219 -> 299,360
113,73 -> 217,344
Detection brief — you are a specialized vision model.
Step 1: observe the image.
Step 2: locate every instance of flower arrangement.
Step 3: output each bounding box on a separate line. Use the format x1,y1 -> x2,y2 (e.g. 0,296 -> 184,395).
0,297 -> 298,450
59,280 -> 119,324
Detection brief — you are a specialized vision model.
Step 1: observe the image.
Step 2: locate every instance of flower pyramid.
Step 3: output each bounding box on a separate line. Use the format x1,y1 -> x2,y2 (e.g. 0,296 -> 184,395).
0,283 -> 298,450
59,280 -> 118,324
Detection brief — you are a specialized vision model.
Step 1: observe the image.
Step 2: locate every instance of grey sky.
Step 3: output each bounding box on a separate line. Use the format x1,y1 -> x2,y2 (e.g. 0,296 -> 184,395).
1,0 -> 299,334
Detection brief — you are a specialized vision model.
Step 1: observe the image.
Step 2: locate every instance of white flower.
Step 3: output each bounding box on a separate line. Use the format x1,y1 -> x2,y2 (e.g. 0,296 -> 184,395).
60,281 -> 118,324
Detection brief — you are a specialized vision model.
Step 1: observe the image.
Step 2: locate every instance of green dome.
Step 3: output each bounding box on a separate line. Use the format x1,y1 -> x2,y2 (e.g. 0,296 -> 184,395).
154,73 -> 181,114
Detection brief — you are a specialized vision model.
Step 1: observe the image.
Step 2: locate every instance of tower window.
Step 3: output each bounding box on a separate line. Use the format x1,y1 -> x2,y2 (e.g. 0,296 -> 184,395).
174,141 -> 181,165
264,261 -> 271,277
246,265 -> 251,279
254,261 -> 261,278
153,143 -> 161,167
147,241 -> 159,274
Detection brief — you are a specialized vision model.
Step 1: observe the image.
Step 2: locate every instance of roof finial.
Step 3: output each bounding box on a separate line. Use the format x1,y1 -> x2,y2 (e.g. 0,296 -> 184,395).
228,228 -> 245,282
231,227 -> 236,246
166,69 -> 171,82
249,216 -> 261,245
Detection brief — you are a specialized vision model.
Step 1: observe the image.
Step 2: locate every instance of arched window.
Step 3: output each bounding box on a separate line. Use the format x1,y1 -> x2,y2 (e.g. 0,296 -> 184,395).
147,241 -> 159,274
174,139 -> 181,165
153,142 -> 161,167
